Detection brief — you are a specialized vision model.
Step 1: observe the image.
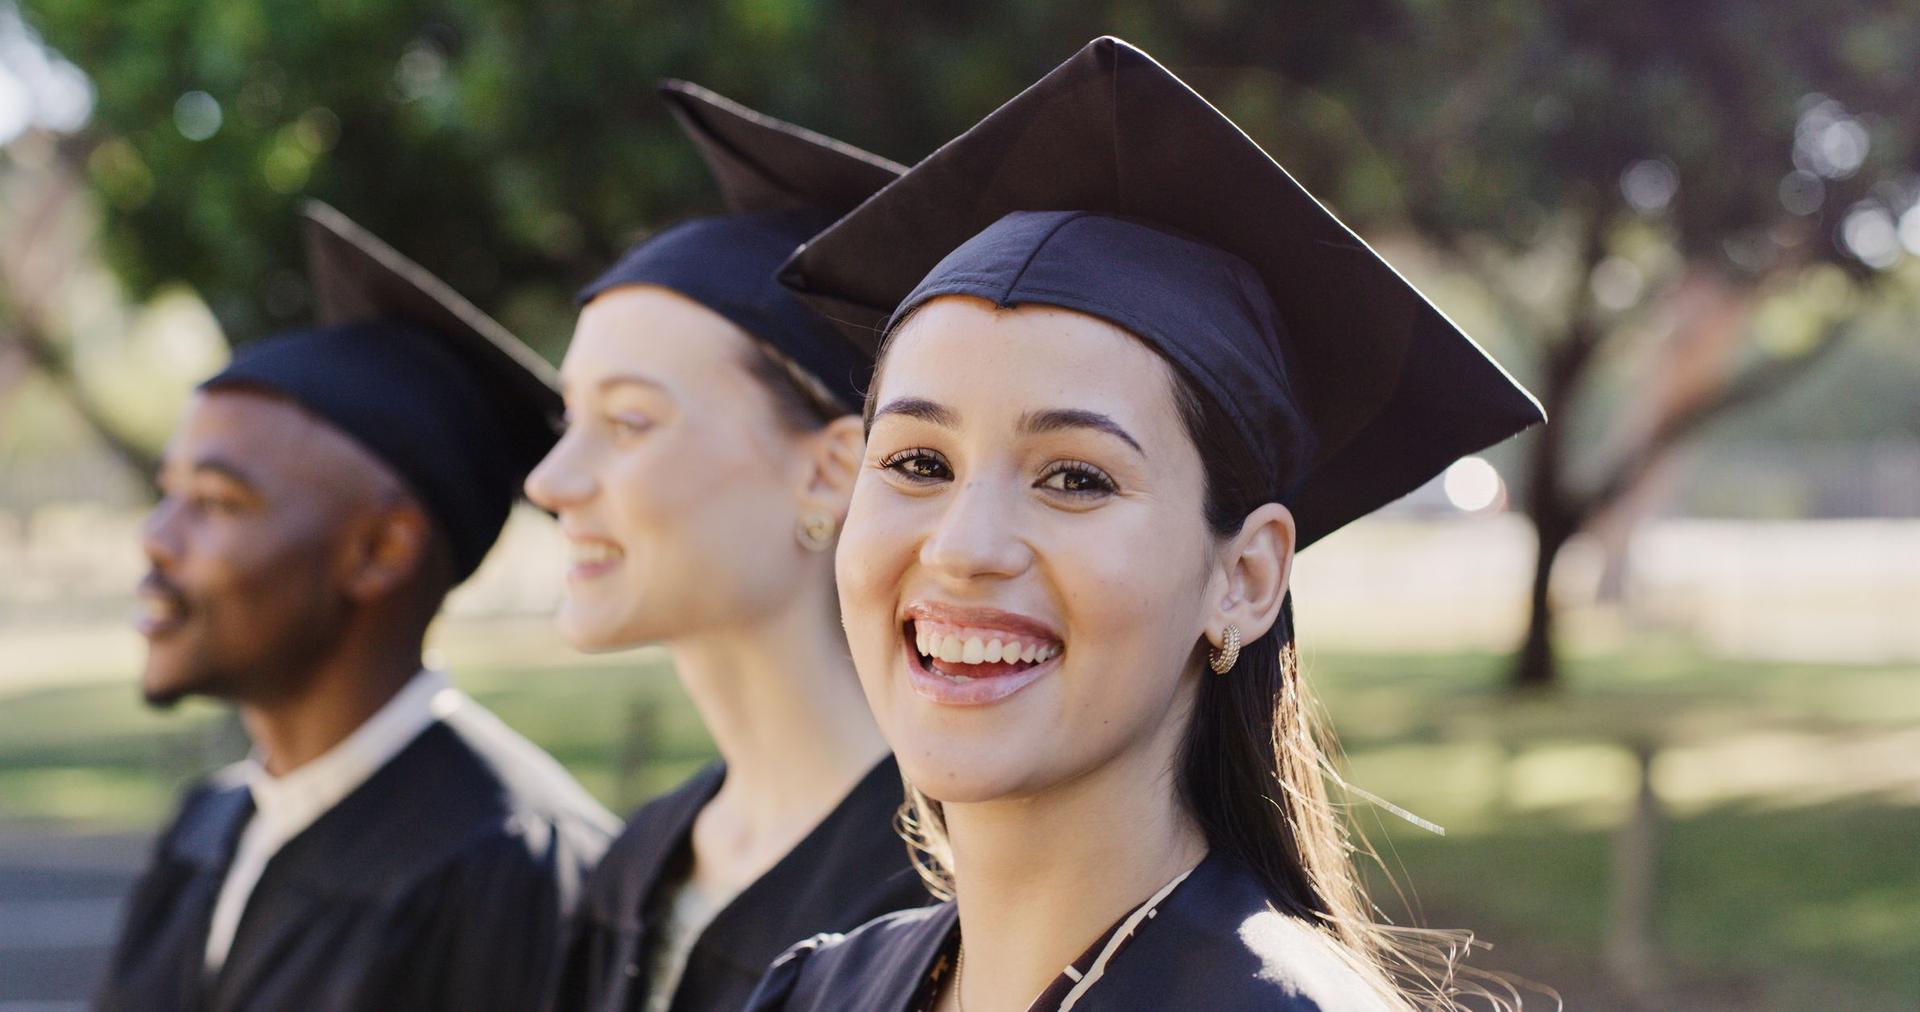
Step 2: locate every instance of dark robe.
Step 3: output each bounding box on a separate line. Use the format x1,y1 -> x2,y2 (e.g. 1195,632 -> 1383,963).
743,849 -> 1391,1011
94,702 -> 617,1012
546,755 -> 932,1012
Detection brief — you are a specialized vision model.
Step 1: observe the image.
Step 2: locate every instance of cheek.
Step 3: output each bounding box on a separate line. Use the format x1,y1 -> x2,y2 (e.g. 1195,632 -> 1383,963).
836,477 -> 917,609
599,438 -> 703,533
835,479 -> 922,670
1052,506 -> 1206,640
599,428 -> 774,567
1045,511 -> 1210,733
197,517 -> 340,639
600,423 -> 809,619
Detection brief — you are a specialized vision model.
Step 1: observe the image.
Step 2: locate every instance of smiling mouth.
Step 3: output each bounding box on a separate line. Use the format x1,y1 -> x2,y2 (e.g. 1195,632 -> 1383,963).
565,538 -> 624,580
899,613 -> 1065,705
908,620 -> 1061,680
133,576 -> 189,639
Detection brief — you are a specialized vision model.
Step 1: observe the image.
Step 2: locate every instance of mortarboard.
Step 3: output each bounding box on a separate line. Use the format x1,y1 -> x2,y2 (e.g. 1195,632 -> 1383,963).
202,201 -> 562,582
575,80 -> 906,411
780,37 -> 1544,548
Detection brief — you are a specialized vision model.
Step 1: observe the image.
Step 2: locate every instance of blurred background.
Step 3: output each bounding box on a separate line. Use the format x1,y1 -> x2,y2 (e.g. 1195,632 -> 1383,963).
1,2 -> 1916,1009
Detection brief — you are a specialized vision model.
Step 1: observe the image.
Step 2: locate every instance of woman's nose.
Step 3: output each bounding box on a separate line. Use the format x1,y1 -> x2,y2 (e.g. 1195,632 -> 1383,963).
918,478 -> 1031,582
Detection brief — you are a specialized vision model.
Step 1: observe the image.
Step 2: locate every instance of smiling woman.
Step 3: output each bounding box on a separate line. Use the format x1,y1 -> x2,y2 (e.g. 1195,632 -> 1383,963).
744,38 -> 1545,1012
523,82 -> 935,1012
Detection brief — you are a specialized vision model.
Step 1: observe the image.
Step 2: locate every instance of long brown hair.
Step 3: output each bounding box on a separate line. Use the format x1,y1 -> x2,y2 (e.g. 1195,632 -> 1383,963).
875,307 -> 1533,1011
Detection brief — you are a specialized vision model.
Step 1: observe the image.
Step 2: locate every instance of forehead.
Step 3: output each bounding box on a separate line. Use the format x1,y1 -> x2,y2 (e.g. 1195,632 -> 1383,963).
562,285 -> 758,390
876,296 -> 1184,433
170,389 -> 386,495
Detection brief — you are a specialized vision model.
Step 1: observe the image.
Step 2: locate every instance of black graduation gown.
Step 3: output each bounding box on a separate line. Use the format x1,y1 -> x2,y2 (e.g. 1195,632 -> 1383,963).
742,849 -> 1391,1011
546,755 -> 932,1012
94,702 -> 617,1012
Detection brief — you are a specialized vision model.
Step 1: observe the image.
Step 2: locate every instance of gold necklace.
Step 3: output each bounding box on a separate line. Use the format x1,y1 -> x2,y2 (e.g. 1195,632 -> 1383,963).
952,941 -> 965,1012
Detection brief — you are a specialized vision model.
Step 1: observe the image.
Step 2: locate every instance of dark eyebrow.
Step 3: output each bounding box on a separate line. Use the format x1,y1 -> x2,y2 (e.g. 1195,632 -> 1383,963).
871,397 -> 958,428
1018,408 -> 1145,456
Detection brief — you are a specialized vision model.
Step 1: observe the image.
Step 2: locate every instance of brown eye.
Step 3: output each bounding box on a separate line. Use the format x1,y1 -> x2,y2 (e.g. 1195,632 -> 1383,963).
1037,461 -> 1116,496
879,448 -> 952,483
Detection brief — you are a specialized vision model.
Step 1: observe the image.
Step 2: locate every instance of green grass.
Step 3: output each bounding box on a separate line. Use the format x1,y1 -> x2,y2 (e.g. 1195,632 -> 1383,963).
1,634 -> 1915,1009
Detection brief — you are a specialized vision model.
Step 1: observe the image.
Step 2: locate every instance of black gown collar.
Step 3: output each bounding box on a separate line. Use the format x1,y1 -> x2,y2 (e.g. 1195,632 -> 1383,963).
661,757 -> 914,964
199,721 -> 508,1006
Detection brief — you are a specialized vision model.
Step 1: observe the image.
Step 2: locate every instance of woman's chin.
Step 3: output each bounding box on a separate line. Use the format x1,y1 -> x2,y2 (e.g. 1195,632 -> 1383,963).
893,746 -> 1041,806
556,601 -> 648,653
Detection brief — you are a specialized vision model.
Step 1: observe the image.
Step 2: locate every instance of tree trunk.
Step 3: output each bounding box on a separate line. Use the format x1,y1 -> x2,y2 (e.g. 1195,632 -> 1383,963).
1512,518 -> 1574,691
1513,355 -> 1580,692
1606,740 -> 1666,1006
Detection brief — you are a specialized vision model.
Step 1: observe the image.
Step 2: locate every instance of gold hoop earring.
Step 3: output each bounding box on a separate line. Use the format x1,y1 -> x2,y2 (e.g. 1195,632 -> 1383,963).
1208,624 -> 1241,675
796,511 -> 836,552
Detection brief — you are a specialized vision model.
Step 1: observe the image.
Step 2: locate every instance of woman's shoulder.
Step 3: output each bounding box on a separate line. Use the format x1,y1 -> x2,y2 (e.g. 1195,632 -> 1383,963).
744,901 -> 955,1012
1099,851 -> 1394,1011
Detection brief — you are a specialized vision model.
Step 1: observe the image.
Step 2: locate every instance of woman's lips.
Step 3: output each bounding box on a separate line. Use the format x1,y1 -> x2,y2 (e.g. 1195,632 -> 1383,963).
565,538 -> 624,582
900,614 -> 1065,706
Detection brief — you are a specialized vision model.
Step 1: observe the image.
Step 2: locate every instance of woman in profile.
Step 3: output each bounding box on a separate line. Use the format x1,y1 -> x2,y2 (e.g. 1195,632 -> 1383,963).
526,82 -> 929,1012
746,38 -> 1544,1011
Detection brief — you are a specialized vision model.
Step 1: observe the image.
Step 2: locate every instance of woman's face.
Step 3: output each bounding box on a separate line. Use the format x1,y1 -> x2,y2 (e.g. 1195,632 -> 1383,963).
838,296 -> 1219,804
526,285 -> 827,649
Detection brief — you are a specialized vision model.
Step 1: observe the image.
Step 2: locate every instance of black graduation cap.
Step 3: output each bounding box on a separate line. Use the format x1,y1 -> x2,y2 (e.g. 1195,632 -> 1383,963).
780,37 -> 1545,549
575,80 -> 907,411
202,201 -> 562,582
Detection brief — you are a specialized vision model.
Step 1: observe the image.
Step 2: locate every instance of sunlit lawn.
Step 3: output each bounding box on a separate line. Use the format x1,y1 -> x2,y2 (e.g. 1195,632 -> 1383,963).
1,627 -> 1915,1010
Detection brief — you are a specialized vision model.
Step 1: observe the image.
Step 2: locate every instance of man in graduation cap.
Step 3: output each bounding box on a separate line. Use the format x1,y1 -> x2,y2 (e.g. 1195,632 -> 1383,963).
95,202 -> 619,1012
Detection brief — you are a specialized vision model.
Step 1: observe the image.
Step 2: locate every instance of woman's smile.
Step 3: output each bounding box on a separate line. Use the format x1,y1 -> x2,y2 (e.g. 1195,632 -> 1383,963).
563,533 -> 626,582
898,601 -> 1065,706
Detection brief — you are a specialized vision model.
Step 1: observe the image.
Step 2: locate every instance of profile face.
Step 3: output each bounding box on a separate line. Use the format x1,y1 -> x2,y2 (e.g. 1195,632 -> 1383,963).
137,391 -> 361,707
837,296 -> 1218,804
525,285 -> 823,650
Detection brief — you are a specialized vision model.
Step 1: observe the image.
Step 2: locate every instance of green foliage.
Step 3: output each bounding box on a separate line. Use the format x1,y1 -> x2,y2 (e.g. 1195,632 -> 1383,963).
24,2 -> 1899,351
23,2 -> 1918,361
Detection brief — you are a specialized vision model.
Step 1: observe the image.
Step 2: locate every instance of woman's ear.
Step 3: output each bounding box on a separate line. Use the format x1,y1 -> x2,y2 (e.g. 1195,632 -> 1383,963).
795,415 -> 866,522
1206,502 -> 1296,649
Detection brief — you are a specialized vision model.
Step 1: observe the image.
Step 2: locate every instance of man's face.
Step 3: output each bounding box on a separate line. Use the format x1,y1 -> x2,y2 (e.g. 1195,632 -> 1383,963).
136,390 -> 376,707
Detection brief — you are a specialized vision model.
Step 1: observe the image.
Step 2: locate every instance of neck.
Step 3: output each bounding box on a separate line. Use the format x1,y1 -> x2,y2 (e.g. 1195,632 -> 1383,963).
666,577 -> 887,839
944,701 -> 1207,1011
240,625 -> 425,777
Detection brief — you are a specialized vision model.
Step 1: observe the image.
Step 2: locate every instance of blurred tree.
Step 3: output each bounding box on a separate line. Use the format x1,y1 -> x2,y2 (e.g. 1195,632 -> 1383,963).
1301,1 -> 1919,689
16,0 -> 1920,685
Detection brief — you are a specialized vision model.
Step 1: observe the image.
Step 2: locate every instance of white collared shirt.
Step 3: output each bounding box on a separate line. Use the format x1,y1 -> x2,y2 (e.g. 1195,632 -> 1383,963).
203,668 -> 464,972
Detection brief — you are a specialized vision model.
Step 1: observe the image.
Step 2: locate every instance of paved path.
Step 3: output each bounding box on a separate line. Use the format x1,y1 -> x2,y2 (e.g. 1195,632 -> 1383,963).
0,828 -> 148,1011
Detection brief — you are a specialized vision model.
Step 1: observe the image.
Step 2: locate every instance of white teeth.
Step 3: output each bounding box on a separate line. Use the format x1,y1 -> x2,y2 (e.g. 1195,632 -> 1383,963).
912,623 -> 1066,669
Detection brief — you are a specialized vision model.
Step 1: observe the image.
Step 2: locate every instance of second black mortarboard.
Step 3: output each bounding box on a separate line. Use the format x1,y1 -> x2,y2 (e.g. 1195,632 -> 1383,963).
203,201 -> 562,582
780,37 -> 1545,548
575,81 -> 906,411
